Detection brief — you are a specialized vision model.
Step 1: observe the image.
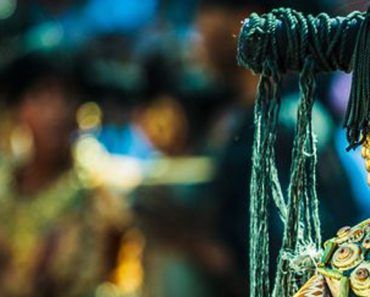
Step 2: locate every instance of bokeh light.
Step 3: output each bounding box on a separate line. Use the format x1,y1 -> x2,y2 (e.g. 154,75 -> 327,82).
0,0 -> 16,20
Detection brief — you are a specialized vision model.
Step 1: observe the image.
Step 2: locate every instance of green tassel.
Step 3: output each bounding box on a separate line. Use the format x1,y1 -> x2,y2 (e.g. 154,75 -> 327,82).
272,57 -> 321,297
345,8 -> 370,150
249,59 -> 282,297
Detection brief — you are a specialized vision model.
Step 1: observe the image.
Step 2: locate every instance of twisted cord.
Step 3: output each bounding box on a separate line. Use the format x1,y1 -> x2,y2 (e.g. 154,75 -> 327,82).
249,58 -> 282,297
236,8 -> 361,297
345,8 -> 370,149
273,57 -> 321,297
243,7 -> 293,297
238,8 -> 370,148
238,8 -> 364,74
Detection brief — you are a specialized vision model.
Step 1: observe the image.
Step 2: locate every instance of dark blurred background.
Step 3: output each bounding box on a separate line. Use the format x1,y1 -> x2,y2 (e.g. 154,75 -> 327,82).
0,1 -> 367,297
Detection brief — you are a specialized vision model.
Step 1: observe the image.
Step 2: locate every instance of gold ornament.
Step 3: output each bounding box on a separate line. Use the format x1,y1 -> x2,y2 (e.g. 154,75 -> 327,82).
361,136 -> 370,185
294,219 -> 370,297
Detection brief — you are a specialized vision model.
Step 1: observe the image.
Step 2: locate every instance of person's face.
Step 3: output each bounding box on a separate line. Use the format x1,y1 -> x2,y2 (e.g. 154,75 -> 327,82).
17,78 -> 77,157
136,95 -> 188,155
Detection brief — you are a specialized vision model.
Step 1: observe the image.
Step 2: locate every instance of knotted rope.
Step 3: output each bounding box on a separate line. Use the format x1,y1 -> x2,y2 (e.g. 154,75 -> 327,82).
237,7 -> 370,297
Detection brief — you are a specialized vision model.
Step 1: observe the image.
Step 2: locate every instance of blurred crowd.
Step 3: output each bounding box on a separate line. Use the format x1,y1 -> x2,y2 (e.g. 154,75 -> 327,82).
0,0 -> 368,297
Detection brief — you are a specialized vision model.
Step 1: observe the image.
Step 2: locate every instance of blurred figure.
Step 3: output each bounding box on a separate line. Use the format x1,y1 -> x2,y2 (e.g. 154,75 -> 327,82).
130,1 -> 261,297
0,53 -> 130,297
0,1 -> 362,297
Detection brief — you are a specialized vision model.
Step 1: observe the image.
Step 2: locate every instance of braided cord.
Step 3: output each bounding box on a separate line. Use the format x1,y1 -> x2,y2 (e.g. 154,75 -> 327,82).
248,11 -> 283,296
